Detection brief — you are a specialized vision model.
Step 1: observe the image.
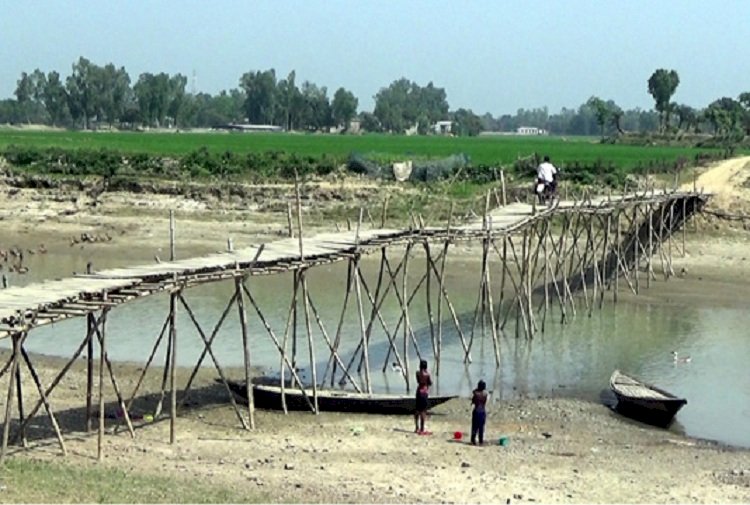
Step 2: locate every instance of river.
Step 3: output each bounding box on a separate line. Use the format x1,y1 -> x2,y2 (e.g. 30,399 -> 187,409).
1,235 -> 748,449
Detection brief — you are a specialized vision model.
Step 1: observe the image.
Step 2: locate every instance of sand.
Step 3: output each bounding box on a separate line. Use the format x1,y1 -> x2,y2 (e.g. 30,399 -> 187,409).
0,157 -> 749,503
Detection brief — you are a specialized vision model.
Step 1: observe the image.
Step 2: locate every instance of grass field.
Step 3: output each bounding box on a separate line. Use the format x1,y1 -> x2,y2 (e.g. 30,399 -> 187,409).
0,129 -> 726,169
0,458 -> 265,503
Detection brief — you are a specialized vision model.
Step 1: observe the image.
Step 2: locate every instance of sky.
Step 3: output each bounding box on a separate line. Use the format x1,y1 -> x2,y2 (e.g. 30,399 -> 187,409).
1,0 -> 749,116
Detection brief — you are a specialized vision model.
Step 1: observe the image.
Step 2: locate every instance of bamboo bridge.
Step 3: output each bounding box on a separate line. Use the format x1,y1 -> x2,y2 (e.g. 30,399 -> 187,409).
0,188 -> 708,459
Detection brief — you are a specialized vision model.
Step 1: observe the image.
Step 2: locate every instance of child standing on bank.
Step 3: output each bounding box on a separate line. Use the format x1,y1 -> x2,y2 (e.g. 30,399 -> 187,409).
471,380 -> 488,445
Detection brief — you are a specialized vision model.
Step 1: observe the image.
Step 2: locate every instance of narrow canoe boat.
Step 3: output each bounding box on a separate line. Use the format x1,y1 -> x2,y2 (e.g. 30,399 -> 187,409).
609,370 -> 687,426
222,379 -> 457,415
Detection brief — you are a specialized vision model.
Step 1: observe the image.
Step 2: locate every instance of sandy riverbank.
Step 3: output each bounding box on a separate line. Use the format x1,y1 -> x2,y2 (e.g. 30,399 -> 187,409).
0,158 -> 749,503
1,349 -> 748,504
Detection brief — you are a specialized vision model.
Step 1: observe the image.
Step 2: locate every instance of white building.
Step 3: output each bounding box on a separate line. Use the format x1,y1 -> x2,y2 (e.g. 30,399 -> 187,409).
433,120 -> 453,135
516,126 -> 548,136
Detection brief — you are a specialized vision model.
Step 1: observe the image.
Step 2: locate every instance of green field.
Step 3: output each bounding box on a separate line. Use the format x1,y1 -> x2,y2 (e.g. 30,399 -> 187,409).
0,129 -> 726,169
0,458 -> 265,503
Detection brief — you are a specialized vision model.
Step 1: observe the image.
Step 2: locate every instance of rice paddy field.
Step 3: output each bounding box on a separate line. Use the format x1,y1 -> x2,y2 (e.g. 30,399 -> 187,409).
0,129 -> 728,170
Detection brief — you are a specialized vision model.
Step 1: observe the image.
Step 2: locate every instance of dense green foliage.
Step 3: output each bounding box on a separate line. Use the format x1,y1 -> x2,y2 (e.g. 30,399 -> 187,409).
0,130 -> 737,187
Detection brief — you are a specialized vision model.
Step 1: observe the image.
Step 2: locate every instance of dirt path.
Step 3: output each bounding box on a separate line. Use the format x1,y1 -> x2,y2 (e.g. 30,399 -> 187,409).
682,155 -> 750,212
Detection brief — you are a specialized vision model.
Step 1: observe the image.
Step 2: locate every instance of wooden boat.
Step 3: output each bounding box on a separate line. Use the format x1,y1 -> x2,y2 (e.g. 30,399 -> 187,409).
609,370 -> 687,426
222,379 -> 457,415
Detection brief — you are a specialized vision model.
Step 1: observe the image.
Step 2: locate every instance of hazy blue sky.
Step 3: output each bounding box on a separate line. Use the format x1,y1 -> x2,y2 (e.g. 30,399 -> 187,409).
2,0 -> 748,115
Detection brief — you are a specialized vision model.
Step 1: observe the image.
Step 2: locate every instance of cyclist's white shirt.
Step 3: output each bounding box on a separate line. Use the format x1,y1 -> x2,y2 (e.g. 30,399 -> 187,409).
537,162 -> 557,183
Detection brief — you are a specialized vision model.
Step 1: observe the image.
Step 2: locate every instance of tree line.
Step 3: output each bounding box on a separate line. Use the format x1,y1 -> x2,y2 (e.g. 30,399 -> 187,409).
1,59 -> 749,140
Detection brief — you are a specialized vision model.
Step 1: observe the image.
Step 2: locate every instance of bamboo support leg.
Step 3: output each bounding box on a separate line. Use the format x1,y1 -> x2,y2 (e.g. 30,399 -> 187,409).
12,318 -> 102,443
242,284 -> 314,412
127,313 -> 170,411
1,332 -> 23,462
20,348 -> 66,455
86,313 -> 94,432
178,294 -> 249,428
235,277 -> 255,429
92,312 -> 136,439
169,290 -> 178,444
98,311 -> 106,461
306,296 -> 363,393
14,357 -> 25,448
179,292 -> 237,405
300,271 -> 320,412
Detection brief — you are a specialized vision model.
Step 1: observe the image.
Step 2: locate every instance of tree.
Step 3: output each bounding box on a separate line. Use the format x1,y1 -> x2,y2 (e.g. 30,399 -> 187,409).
331,87 -> 358,129
647,69 -> 680,132
359,111 -> 381,132
133,72 -> 171,127
14,72 -> 34,123
66,57 -> 101,129
587,96 -> 611,137
275,71 -> 302,130
451,108 -> 483,136
739,92 -> 750,135
674,104 -> 697,132
240,69 -> 277,124
373,78 -> 449,133
95,64 -> 131,127
298,81 -> 332,131
43,71 -> 70,126
704,97 -> 744,137
167,74 -> 187,127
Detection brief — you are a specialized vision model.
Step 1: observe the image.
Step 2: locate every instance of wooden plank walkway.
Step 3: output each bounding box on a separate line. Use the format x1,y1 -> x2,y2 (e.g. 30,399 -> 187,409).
0,190 -> 694,335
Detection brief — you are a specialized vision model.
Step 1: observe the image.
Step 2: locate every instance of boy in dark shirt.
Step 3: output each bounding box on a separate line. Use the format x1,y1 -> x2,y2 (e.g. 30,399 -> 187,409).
414,360 -> 432,433
471,380 -> 488,445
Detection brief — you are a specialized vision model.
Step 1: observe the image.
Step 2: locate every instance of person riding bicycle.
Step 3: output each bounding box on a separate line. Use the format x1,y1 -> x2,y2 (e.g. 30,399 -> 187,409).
535,155 -> 558,203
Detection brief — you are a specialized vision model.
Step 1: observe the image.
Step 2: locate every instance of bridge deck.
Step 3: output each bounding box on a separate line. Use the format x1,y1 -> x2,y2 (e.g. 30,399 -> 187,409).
0,190 -> 692,333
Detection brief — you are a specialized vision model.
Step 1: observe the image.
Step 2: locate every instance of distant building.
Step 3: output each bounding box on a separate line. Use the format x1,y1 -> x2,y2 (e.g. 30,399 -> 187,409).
516,126 -> 548,136
215,123 -> 283,133
433,120 -> 453,135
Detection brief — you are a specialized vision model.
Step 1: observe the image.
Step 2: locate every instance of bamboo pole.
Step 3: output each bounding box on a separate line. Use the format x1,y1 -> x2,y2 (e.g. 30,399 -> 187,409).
235,276 -> 255,428
179,292 -> 238,402
92,306 -> 136,440
647,203 -> 653,287
178,294 -> 249,428
126,313 -> 170,412
86,313 -> 94,432
13,316 -> 104,443
20,348 -> 66,455
324,260 -> 354,387
402,242 -> 411,392
169,210 -> 176,261
425,250 -> 471,361
424,241 -> 437,363
98,311 -> 106,461
242,284 -> 315,412
14,343 -> 25,448
1,332 -> 23,461
169,289 -> 178,444
300,271 -> 319,412
306,296 -> 363,393
500,170 -> 507,206
295,174 -> 319,412
281,272 -> 301,413
484,220 -> 500,364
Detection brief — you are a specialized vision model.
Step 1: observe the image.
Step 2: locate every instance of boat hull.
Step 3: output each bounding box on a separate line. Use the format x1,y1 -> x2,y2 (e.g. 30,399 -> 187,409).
609,370 -> 687,427
224,380 -> 456,415
612,392 -> 687,427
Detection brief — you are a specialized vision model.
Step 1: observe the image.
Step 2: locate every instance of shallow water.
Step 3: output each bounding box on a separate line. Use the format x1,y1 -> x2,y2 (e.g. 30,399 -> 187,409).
2,240 -> 749,449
